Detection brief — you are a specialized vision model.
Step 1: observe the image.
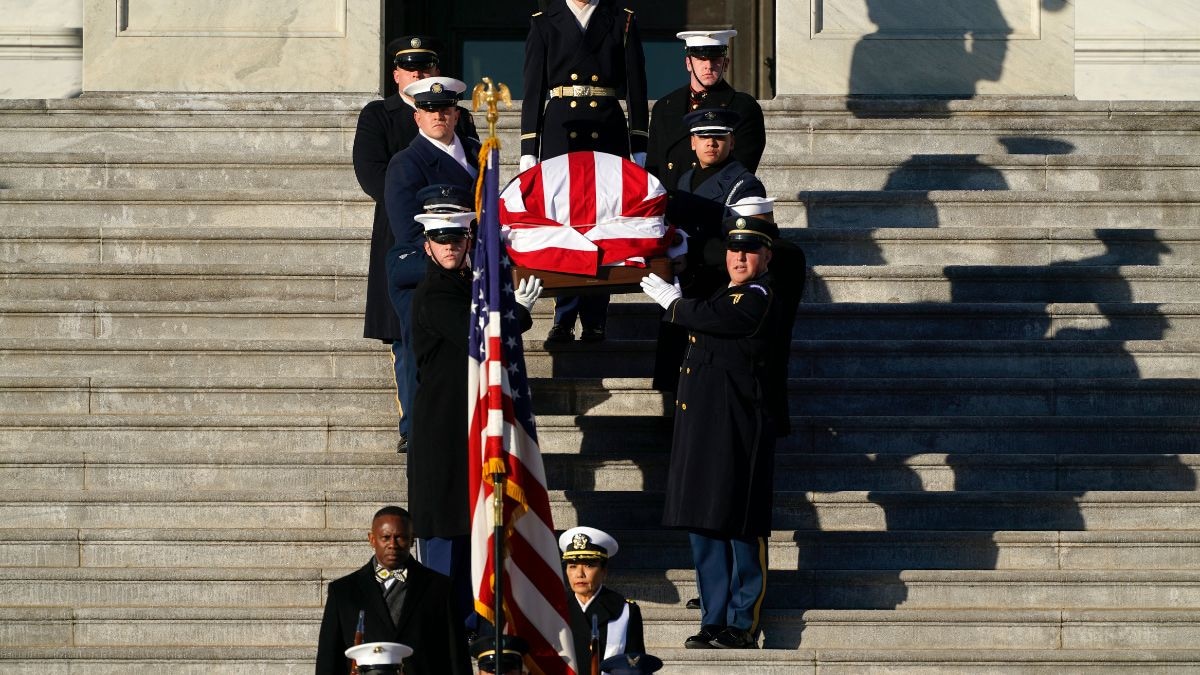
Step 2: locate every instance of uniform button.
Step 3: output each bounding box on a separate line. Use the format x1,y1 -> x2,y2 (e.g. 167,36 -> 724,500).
681,403 -> 687,410
667,162 -> 673,169
590,132 -> 599,139
686,367 -> 691,374
589,100 -> 597,108
689,336 -> 696,343
569,131 -> 578,139
570,73 -> 579,81
591,75 -> 599,82
570,101 -> 577,108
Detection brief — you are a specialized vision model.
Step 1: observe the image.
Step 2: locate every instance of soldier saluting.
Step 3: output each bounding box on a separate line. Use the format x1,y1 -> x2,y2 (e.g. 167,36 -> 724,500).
645,29 -> 765,192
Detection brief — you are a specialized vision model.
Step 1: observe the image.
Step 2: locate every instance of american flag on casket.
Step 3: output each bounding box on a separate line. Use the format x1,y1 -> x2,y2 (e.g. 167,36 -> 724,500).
499,151 -> 671,277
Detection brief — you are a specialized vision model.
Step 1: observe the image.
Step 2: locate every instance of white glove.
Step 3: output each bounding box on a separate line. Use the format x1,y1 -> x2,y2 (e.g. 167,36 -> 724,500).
640,273 -> 682,310
514,276 -> 543,311
631,151 -> 646,167
519,154 -> 538,172
667,229 -> 689,259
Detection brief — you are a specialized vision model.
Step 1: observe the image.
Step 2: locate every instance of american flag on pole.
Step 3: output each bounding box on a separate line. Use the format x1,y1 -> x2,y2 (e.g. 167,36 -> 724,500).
469,140 -> 578,675
499,151 -> 669,276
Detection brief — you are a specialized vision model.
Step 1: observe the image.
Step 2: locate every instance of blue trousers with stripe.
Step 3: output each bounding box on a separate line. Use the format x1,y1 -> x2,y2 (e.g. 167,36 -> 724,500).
689,532 -> 767,633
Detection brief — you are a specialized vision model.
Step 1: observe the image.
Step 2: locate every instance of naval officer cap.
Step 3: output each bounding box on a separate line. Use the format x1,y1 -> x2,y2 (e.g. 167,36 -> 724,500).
470,634 -> 529,673
388,35 -> 440,70
729,196 -> 775,219
417,184 -> 474,213
344,641 -> 413,674
559,526 -> 618,563
416,211 -> 474,244
723,211 -> 779,251
403,77 -> 466,110
676,29 -> 737,58
600,652 -> 664,674
683,107 -> 740,137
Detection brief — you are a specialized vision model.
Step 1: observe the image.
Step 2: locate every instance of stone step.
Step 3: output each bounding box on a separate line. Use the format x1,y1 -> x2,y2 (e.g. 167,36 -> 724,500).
7,337 -> 1200,380
10,262 -> 1200,305
8,224 -> 1200,271
0,225 -> 368,267
791,227 -> 1200,267
7,527 -> 1200,572
3,448 -> 1195,493
760,154 -> 1200,193
7,374 -> 1200,417
4,188 -> 1199,232
2,488 -> 1200,532
5,150 -> 1200,193
5,605 -> 1200,650
794,190 -> 1200,229
3,96 -> 1198,156
809,265 -> 1200,303
4,298 -> 1199,343
1,647 -> 1198,675
2,567 -> 1198,612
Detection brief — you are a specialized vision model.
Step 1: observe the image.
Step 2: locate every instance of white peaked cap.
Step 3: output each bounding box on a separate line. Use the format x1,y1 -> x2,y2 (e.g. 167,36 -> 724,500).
416,211 -> 474,235
402,76 -> 467,99
675,29 -> 738,48
345,642 -> 414,665
559,526 -> 619,560
729,196 -> 775,217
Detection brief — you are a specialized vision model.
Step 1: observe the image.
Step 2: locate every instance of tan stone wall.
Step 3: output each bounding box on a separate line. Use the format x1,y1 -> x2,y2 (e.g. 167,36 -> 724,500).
0,0 -> 83,98
1076,0 -> 1200,100
81,0 -> 379,93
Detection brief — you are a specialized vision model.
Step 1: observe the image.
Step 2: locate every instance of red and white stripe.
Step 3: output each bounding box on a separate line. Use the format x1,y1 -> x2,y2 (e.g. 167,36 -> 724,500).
499,151 -> 668,276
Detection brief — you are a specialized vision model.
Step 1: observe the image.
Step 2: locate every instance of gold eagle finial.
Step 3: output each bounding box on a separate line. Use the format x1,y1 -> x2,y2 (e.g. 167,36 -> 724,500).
471,76 -> 512,140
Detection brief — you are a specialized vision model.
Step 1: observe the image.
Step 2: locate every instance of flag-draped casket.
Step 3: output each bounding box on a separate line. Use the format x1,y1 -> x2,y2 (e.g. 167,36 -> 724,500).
499,151 -> 672,293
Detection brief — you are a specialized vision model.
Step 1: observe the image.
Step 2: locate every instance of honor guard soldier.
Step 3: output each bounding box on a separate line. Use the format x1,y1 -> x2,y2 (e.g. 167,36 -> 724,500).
600,652 -> 664,674
470,634 -> 530,675
382,76 -> 481,458
645,29 -> 765,191
409,212 -> 541,633
353,37 -> 478,453
640,217 -> 786,651
520,0 -> 650,345
558,527 -> 645,667
653,107 -> 767,393
344,641 -> 413,674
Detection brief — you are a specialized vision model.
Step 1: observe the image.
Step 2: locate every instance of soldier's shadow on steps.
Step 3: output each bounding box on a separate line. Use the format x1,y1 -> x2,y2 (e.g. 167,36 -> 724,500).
778,148 -> 1194,649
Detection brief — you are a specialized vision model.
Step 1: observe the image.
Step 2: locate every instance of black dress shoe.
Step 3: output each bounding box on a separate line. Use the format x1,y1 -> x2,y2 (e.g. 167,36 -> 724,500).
712,627 -> 758,649
685,597 -> 701,610
683,624 -> 724,649
579,326 -> 606,343
396,433 -> 408,454
545,324 -> 574,344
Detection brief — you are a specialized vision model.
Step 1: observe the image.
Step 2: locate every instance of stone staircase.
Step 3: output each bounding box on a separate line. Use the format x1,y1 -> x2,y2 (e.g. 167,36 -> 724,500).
2,94 -> 1200,673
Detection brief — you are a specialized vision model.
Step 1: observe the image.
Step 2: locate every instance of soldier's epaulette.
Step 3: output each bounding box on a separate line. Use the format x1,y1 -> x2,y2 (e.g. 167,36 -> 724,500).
532,11 -> 543,17
748,283 -> 769,296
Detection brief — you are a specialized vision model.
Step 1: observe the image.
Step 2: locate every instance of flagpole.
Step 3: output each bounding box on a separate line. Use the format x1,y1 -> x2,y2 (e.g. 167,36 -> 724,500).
472,75 -> 514,657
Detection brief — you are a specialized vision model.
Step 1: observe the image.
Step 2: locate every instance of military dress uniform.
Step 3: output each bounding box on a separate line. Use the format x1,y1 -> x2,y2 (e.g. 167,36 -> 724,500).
653,109 -> 766,392
520,0 -> 648,161
655,218 -> 785,649
408,212 -> 532,625
559,527 -> 645,666
644,30 -> 765,191
353,37 -> 477,447
522,0 -> 650,341
382,78 -> 481,447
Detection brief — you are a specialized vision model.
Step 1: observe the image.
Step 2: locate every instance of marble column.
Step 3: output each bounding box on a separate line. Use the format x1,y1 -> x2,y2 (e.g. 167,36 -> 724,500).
775,0 -> 1076,97
82,0 -> 379,93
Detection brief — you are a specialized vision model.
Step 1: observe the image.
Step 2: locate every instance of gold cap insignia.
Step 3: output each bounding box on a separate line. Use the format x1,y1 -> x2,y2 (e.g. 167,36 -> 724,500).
572,533 -> 590,550
411,37 -> 422,48
736,218 -> 746,227
373,645 -> 385,654
431,82 -> 444,93
704,111 -> 717,120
